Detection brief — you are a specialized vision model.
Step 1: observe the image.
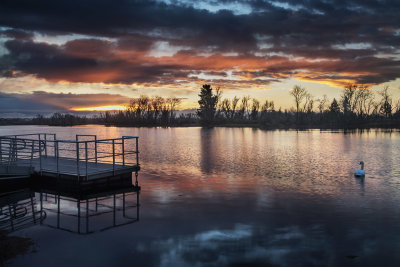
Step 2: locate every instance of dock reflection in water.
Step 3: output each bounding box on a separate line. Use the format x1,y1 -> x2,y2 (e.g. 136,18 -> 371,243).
0,189 -> 44,233
0,187 -> 139,235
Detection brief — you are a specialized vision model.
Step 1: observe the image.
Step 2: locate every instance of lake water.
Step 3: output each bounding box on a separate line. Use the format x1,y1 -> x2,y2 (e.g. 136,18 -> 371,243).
2,125 -> 400,266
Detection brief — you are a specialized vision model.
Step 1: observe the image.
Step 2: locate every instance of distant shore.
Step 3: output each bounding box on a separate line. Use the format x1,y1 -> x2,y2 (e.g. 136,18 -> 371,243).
0,120 -> 399,131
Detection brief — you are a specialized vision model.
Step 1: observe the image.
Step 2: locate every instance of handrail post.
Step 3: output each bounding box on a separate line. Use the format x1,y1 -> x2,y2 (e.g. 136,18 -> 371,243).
76,141 -> 80,179
122,137 -> 125,166
7,139 -> 12,165
53,134 -> 57,158
56,141 -> 59,176
112,139 -> 115,176
136,137 -> 139,166
0,138 -> 3,164
44,133 -> 48,158
39,135 -> 42,173
85,141 -> 88,180
30,140 -> 34,167
95,136 -> 97,164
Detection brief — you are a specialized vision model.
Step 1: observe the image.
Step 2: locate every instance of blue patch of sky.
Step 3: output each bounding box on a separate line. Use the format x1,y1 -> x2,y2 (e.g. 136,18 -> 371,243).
269,1 -> 324,15
332,42 -> 372,50
269,1 -> 302,11
0,38 -> 9,57
156,0 -> 253,15
33,33 -> 117,45
0,27 -> 12,56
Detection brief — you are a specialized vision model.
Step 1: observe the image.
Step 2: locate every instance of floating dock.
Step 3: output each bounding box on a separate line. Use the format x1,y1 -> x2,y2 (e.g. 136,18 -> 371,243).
0,133 -> 140,194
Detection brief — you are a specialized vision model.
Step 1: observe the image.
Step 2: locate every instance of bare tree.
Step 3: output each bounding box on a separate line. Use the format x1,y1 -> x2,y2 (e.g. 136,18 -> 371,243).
353,86 -> 373,117
379,86 -> 392,118
250,98 -> 260,120
303,93 -> 314,113
221,98 -> 232,119
317,95 -> 328,114
341,84 -> 358,114
238,95 -> 251,119
167,97 -> 181,119
290,85 -> 307,120
231,96 -> 240,119
261,99 -> 275,111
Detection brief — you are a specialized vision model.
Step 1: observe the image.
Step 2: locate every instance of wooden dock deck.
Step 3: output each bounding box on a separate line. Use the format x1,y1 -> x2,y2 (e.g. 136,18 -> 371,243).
0,133 -> 141,191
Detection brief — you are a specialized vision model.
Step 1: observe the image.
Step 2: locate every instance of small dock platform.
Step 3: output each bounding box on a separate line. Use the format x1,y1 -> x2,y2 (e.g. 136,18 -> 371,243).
0,133 -> 140,193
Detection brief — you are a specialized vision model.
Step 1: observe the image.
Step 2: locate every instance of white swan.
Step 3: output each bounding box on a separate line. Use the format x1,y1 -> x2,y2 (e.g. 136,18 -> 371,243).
354,161 -> 365,177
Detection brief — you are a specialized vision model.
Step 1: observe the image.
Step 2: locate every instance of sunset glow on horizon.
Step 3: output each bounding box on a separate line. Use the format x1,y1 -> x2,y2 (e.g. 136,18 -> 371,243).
71,105 -> 127,111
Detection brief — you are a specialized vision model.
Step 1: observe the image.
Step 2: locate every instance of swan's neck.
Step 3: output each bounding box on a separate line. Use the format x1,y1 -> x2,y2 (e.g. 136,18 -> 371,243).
360,162 -> 364,170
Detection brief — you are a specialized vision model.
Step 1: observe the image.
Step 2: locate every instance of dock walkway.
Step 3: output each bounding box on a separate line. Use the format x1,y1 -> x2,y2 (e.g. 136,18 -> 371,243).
0,133 -> 140,189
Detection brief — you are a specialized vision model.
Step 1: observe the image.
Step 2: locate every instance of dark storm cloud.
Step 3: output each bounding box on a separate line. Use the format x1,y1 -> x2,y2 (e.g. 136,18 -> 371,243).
0,29 -> 33,40
0,0 -> 399,86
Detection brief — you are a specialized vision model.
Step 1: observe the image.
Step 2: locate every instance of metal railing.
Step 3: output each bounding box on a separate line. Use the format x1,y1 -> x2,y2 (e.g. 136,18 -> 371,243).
0,133 -> 139,180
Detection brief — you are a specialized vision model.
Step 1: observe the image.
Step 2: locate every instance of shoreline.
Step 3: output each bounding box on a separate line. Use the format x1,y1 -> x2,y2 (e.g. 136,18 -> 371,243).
0,123 -> 399,132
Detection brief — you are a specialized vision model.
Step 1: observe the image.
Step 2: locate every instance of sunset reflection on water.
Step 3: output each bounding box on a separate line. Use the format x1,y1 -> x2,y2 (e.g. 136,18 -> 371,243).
2,126 -> 400,266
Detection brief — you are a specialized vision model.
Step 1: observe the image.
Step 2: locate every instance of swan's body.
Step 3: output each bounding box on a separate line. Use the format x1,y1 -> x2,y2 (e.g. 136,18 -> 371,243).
354,161 -> 365,177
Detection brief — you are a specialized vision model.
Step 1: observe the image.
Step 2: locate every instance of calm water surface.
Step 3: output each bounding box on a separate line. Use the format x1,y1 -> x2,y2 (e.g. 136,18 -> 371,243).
2,125 -> 400,266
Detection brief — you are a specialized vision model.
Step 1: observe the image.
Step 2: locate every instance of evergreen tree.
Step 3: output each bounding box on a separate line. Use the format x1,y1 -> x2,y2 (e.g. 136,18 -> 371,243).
330,98 -> 340,113
197,84 -> 221,125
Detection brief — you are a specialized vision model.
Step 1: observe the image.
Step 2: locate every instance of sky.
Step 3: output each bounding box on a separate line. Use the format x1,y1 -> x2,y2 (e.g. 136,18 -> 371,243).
0,0 -> 400,116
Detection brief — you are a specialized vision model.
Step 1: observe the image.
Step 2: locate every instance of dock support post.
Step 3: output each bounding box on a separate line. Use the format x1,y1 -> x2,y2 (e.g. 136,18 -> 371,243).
95,197 -> 98,212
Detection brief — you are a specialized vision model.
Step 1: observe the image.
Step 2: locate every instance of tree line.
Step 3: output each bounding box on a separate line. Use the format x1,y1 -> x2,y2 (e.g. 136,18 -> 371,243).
5,83 -> 400,129
196,84 -> 400,129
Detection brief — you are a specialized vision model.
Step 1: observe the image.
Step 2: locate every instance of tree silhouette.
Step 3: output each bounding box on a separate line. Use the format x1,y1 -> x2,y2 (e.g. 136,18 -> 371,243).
379,86 -> 392,118
290,85 -> 307,121
197,84 -> 221,125
330,98 -> 340,113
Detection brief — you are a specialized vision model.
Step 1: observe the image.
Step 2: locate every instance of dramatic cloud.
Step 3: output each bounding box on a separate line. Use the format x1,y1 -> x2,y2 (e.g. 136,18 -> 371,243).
0,0 -> 400,109
0,91 -> 130,113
